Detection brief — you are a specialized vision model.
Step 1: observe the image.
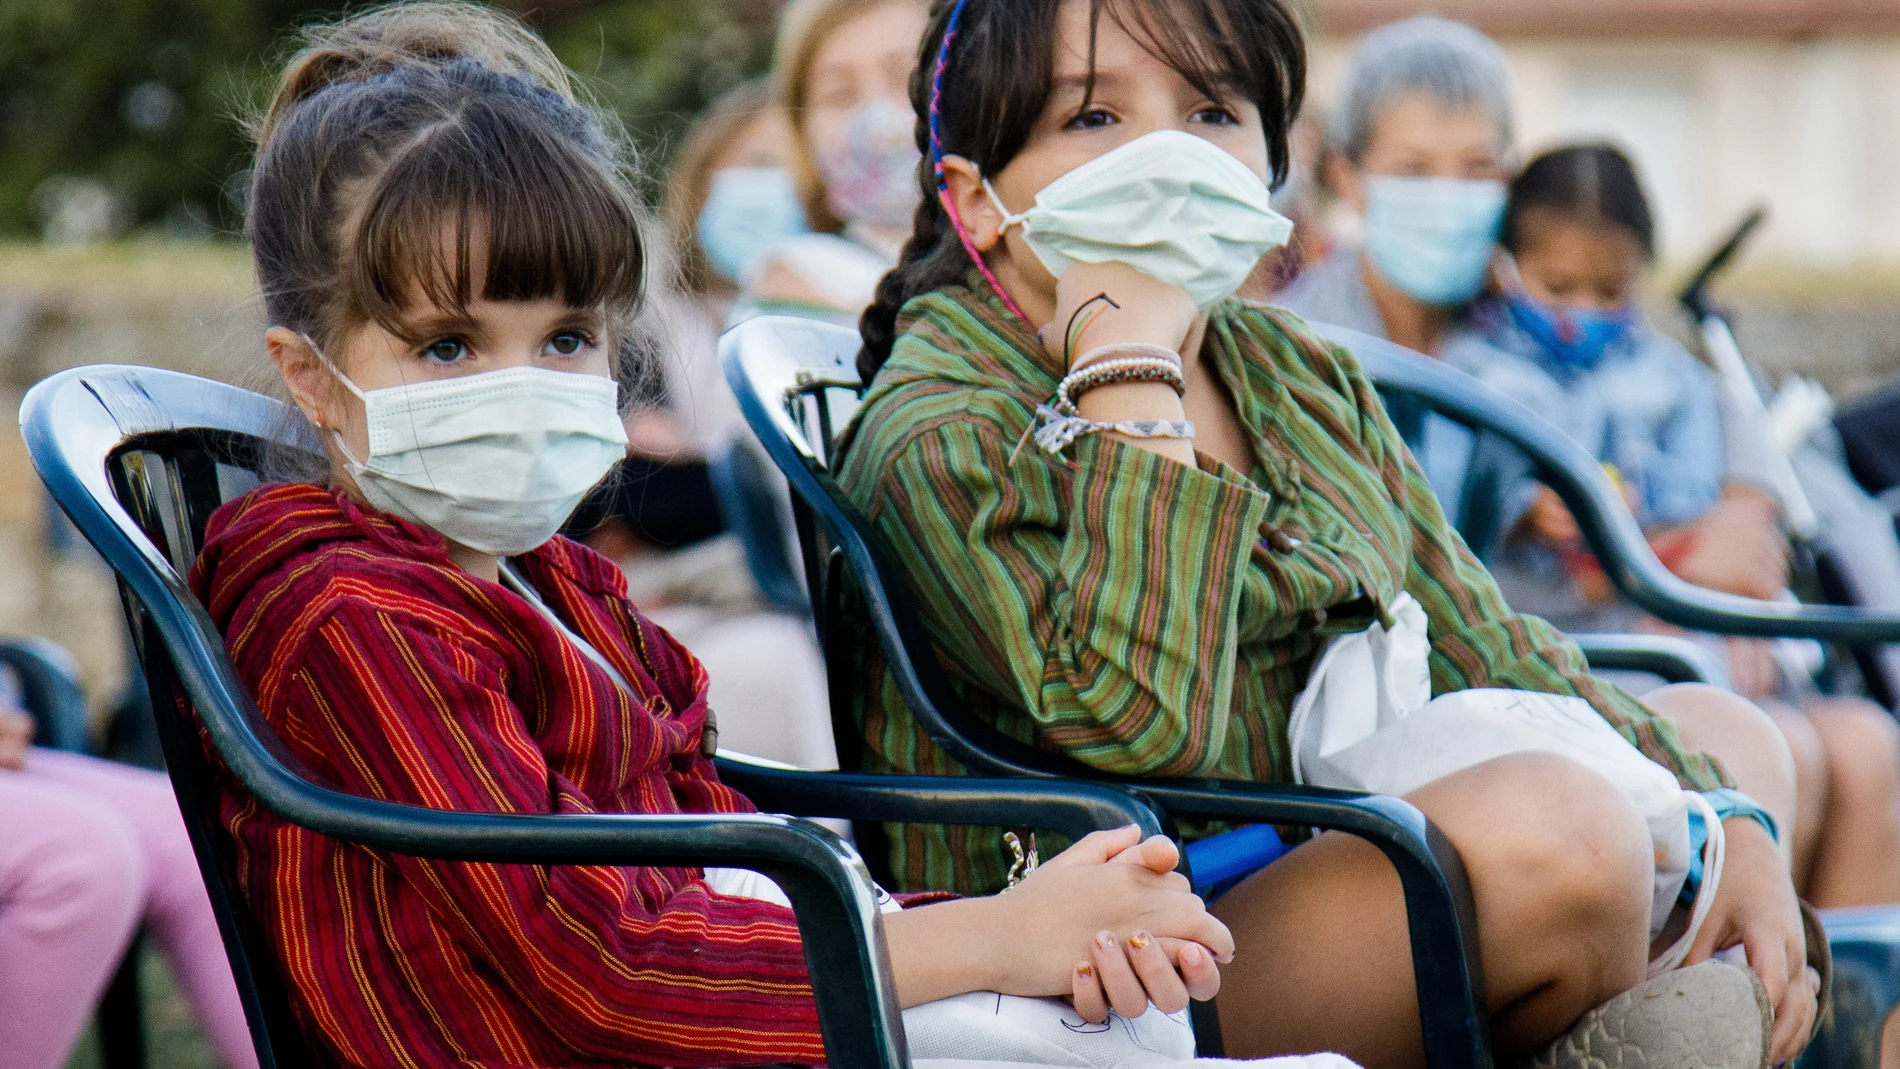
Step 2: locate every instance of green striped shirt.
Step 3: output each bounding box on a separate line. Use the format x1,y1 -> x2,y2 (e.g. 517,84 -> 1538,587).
836,278 -> 1730,894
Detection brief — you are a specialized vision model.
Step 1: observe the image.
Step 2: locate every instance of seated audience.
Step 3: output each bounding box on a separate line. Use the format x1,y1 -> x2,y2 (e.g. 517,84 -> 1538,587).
0,666 -> 255,1069
1472,142 -> 1900,909
198,6 -> 1241,1066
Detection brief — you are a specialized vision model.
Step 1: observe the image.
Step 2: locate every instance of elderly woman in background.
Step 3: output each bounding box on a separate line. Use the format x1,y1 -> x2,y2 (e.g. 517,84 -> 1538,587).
1274,16 -> 1518,525
742,0 -> 929,321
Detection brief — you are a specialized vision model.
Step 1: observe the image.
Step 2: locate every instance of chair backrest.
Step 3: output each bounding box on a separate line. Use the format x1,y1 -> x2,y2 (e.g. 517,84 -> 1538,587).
21,366 -> 319,1069
1308,322 -> 1900,645
0,636 -> 92,753
25,364 -> 917,1069
720,317 -> 1092,783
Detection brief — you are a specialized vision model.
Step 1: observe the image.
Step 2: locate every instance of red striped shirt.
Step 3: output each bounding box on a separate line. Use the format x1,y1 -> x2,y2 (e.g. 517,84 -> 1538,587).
191,483 -> 826,1068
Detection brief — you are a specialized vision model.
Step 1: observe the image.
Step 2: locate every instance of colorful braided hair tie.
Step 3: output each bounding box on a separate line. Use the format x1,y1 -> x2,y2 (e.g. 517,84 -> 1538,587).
928,0 -> 1032,326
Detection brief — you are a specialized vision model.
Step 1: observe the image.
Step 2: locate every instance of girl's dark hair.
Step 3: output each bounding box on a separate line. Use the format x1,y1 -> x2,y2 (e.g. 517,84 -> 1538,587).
1502,143 -> 1656,262
856,0 -> 1308,380
246,2 -> 651,395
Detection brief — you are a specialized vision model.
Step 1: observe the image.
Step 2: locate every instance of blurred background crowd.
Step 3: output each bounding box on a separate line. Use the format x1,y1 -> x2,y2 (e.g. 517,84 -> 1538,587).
5,0 -> 1900,1064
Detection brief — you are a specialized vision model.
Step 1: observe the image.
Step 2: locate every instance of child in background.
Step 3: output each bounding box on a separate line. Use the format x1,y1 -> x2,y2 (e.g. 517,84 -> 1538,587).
1475,142 -> 1900,909
572,78 -> 837,773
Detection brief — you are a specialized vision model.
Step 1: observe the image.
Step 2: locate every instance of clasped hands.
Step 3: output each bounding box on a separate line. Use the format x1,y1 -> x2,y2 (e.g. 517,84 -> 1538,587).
992,824 -> 1232,1024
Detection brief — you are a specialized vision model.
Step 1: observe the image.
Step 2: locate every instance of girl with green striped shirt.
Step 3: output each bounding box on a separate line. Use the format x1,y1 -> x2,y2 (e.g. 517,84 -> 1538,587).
836,0 -> 1820,1063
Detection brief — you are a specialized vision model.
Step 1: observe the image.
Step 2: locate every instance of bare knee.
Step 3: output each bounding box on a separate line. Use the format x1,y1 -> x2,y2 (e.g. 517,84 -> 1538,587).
1808,699 -> 1900,809
1646,683 -> 1797,822
1416,753 -> 1652,1002
6,795 -> 146,946
1768,705 -> 1829,798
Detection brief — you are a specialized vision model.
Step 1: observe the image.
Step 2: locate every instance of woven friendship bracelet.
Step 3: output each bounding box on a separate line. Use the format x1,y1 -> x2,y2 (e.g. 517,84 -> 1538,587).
1056,356 -> 1185,410
1071,341 -> 1184,373
1030,405 -> 1196,455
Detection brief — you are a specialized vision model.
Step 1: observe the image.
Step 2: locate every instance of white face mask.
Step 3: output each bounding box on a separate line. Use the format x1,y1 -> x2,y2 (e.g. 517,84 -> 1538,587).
983,129 -> 1294,308
312,343 -> 629,557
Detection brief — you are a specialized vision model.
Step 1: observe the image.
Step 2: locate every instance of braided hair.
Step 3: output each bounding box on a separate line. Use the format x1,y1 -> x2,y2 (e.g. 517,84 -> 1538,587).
856,0 -> 1307,381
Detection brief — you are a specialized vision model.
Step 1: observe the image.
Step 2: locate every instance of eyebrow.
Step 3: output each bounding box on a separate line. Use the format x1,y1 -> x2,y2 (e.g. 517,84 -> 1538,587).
1050,70 -> 1124,94
398,310 -> 483,340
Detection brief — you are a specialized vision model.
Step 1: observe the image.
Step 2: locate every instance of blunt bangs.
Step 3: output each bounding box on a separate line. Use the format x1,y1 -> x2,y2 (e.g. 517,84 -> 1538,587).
349,94 -> 645,339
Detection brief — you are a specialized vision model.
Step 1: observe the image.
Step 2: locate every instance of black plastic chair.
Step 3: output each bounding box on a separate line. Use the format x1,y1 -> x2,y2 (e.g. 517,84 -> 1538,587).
20,363 -> 1176,1069
722,314 -> 1492,1069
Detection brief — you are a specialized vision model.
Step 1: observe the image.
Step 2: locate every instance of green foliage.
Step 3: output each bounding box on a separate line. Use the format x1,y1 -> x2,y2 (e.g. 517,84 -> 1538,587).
0,0 -> 777,239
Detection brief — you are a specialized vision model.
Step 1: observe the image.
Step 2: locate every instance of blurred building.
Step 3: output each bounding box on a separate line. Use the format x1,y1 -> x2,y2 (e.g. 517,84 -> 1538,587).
1309,1 -> 1900,267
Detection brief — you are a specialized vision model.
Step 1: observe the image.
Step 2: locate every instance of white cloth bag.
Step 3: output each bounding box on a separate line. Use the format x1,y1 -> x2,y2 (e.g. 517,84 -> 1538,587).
1285,594 -> 1723,976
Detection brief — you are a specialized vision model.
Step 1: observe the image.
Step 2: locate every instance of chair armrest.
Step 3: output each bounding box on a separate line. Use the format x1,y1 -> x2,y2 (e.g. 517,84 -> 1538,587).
211,749 -> 908,1069
0,637 -> 91,753
715,752 -> 1167,842
1133,777 -> 1491,1069
1573,632 -> 1730,689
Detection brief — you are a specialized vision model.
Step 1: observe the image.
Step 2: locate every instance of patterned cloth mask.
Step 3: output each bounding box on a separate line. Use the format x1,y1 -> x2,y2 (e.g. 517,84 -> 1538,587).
817,97 -> 923,233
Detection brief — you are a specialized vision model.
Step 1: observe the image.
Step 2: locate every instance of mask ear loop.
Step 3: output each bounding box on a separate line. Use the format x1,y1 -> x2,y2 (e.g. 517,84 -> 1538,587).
928,0 -> 1031,327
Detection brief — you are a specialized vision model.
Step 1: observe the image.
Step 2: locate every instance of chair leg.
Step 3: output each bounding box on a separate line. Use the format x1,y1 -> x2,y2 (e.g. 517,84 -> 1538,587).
97,937 -> 148,1069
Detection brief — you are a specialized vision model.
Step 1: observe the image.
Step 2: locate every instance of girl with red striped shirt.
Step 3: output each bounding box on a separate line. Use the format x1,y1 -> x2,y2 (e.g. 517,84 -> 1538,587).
191,4 -> 1232,1067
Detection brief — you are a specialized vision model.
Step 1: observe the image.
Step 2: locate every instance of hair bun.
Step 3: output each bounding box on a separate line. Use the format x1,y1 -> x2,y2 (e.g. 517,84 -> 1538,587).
255,0 -> 574,144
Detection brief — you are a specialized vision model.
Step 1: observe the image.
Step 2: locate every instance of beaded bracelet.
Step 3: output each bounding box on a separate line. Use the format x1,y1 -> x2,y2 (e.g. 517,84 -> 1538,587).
1071,341 -> 1183,373
1056,356 -> 1185,411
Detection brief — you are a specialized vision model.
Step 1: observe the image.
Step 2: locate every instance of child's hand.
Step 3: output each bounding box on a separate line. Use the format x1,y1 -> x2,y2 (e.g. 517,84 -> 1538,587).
993,825 -> 1231,1019
1522,486 -> 1582,546
1069,921 -> 1221,1024
1043,261 -> 1195,369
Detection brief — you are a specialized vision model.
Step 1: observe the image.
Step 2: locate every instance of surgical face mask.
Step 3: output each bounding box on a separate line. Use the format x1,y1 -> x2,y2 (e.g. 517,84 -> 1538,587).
313,343 -> 629,556
984,129 -> 1293,308
1505,290 -> 1637,372
1362,176 -> 1506,306
816,98 -> 922,234
696,166 -> 808,285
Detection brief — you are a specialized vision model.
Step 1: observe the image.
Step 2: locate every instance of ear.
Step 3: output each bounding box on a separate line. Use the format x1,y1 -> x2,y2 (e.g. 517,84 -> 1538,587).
1325,152 -> 1367,215
266,326 -> 333,428
940,154 -> 1005,254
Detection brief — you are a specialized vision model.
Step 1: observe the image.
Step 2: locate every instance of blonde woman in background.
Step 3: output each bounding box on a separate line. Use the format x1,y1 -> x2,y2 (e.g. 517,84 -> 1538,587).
743,0 -> 929,322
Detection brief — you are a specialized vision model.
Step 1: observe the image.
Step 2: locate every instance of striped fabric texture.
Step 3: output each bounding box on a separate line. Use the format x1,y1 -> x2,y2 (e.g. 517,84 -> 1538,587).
835,276 -> 1731,895
191,484 -> 826,1068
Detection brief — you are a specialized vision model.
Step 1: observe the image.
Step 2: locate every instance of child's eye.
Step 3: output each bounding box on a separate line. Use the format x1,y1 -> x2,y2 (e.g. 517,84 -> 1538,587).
1190,105 -> 1240,127
1063,106 -> 1117,131
544,330 -> 593,358
419,338 -> 469,364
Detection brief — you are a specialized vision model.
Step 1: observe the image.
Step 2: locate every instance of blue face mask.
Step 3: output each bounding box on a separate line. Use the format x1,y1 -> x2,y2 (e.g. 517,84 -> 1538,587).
1505,290 -> 1637,371
696,166 -> 808,285
1363,176 -> 1507,306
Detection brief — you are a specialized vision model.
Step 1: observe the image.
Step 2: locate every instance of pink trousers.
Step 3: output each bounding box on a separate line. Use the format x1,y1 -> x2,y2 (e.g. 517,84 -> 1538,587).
0,748 -> 256,1069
